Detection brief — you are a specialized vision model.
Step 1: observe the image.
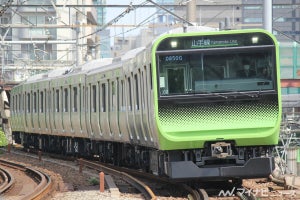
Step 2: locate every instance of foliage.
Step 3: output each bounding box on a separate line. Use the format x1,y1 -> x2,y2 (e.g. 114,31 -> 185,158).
0,129 -> 8,146
88,177 -> 99,186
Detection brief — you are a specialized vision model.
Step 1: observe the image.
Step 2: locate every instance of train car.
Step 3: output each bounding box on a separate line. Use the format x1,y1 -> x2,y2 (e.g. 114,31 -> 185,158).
10,28 -> 281,181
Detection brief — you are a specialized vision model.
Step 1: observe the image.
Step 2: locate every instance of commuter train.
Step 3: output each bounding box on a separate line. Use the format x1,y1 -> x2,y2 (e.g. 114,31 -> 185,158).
10,28 -> 281,180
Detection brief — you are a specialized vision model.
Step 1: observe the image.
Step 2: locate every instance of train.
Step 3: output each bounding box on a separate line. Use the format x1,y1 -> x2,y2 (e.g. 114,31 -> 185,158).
10,27 -> 281,181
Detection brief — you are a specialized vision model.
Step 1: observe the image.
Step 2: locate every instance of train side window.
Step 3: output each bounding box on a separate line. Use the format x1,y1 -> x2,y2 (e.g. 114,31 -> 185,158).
33,92 -> 37,113
117,78 -> 120,111
134,74 -> 139,110
64,88 -> 68,112
128,77 -> 132,111
49,90 -> 52,113
108,80 -> 111,112
14,95 -> 17,113
11,95 -> 13,113
92,85 -> 96,112
73,87 -> 78,112
141,70 -> 145,109
56,89 -> 59,112
19,94 -> 21,112
27,93 -> 30,113
45,90 -> 47,113
40,91 -> 44,113
101,83 -> 106,112
144,66 -> 148,106
111,81 -> 115,111
52,89 -> 55,113
150,64 -> 153,90
121,80 -> 125,111
79,85 -> 82,114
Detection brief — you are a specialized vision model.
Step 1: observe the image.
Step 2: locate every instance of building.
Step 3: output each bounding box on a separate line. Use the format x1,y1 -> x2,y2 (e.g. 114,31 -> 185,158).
93,0 -> 111,58
0,0 -> 98,86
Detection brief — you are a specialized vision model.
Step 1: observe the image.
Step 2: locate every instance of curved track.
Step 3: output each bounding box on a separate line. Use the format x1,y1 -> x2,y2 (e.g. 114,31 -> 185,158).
0,166 -> 14,194
0,158 -> 52,199
79,159 -> 157,200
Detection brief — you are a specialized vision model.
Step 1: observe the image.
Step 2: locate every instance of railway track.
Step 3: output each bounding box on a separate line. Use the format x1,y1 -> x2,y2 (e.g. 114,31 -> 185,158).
79,159 -> 157,199
0,158 -> 53,199
2,147 -> 300,200
0,165 -> 14,194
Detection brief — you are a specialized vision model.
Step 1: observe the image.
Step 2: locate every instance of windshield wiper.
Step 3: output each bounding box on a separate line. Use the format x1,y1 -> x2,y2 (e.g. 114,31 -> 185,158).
226,90 -> 257,98
195,90 -> 228,99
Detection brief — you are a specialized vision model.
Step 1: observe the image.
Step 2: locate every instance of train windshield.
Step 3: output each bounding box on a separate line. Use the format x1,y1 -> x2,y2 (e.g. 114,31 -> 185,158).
157,48 -> 275,96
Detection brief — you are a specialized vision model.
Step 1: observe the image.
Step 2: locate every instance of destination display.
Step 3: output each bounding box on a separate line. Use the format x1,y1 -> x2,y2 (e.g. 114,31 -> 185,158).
156,32 -> 274,51
191,38 -> 238,48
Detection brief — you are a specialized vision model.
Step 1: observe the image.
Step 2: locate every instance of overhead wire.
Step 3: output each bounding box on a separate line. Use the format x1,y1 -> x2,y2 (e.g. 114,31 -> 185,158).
77,1 -> 149,40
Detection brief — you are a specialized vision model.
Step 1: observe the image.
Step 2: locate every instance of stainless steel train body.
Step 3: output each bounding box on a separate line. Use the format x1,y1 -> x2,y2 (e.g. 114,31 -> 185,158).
11,28 -> 281,180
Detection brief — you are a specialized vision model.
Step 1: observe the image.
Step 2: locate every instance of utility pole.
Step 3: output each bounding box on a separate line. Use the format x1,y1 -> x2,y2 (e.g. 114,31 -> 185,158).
264,0 -> 272,33
76,12 -> 80,67
186,0 -> 196,25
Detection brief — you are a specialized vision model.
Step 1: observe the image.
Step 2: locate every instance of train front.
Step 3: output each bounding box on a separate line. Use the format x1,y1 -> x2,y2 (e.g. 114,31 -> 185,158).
151,29 -> 281,180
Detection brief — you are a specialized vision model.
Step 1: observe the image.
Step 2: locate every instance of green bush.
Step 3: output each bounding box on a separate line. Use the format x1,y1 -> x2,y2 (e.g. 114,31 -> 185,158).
0,129 -> 8,146
88,177 -> 99,186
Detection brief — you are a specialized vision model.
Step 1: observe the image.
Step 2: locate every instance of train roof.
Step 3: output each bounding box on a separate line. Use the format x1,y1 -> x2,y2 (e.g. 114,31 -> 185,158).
86,47 -> 146,75
166,26 -> 218,34
72,58 -> 114,73
151,26 -> 218,45
24,66 -> 71,83
21,26 -> 217,84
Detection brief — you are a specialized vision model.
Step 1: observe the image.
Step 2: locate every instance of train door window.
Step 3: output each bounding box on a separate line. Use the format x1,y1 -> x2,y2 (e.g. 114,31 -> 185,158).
134,74 -> 139,110
121,80 -> 125,111
15,94 -> 16,113
144,66 -> 148,106
19,94 -> 21,112
16,95 -> 18,112
45,90 -> 47,113
141,70 -> 144,110
12,95 -> 14,113
73,86 -> 78,112
92,85 -> 96,112
52,89 -> 55,113
40,91 -> 44,113
56,89 -> 59,112
111,81 -> 115,111
27,93 -> 30,113
64,88 -> 68,112
108,80 -> 111,112
117,78 -> 120,111
48,90 -> 52,113
101,83 -> 106,112
79,85 -> 82,113
128,77 -> 132,111
150,64 -> 153,90
12,95 -> 15,113
33,92 -> 37,113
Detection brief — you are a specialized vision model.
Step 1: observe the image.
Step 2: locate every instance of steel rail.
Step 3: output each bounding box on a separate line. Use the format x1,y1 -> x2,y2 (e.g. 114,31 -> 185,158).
0,158 -> 52,199
79,159 -> 157,200
0,167 -> 14,194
